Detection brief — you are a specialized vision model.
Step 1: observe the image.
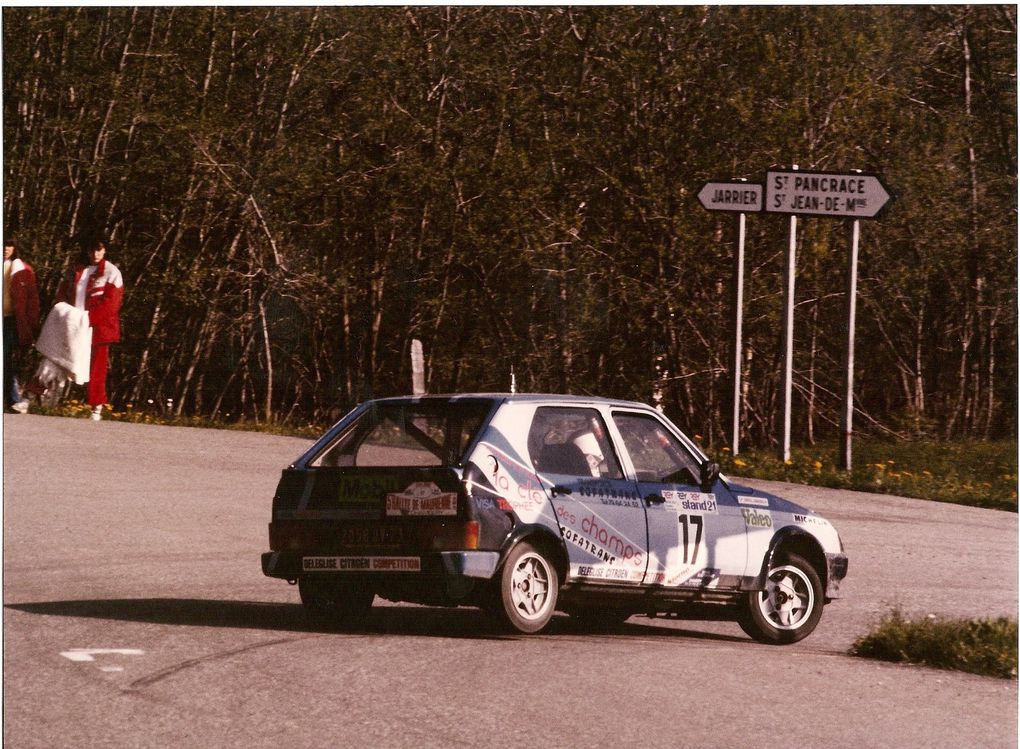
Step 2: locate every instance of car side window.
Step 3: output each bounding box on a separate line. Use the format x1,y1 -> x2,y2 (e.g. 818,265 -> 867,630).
527,407 -> 623,479
310,402 -> 489,467
612,412 -> 702,485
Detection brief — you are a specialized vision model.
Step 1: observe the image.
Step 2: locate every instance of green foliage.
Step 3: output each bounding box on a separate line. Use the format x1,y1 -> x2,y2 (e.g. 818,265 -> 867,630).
717,438 -> 1017,511
851,610 -> 1018,679
2,7 -> 1015,441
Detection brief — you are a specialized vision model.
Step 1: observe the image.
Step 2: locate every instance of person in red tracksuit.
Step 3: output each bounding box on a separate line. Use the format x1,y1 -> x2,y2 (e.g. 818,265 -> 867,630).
55,238 -> 124,421
3,238 -> 41,411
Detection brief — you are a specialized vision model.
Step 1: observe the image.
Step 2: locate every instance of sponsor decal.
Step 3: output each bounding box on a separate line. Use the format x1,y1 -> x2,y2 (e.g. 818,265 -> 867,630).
558,512 -> 645,568
598,495 -> 642,508
367,556 -> 423,571
386,482 -> 458,516
336,475 -> 404,506
471,496 -> 514,512
647,564 -> 704,587
577,480 -> 642,507
679,568 -> 721,588
737,495 -> 769,507
561,527 -> 621,566
662,491 -> 718,515
741,508 -> 772,528
302,556 -> 421,572
794,513 -> 830,527
665,568 -> 696,586
479,443 -> 546,516
574,565 -> 632,581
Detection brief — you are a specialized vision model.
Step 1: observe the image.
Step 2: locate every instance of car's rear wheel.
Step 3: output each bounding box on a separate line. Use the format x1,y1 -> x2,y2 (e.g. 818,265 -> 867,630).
491,542 -> 559,634
299,577 -> 374,630
738,552 -> 823,644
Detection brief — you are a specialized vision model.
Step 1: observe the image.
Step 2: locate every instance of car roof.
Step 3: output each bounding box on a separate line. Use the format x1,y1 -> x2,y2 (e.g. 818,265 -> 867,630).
368,393 -> 654,410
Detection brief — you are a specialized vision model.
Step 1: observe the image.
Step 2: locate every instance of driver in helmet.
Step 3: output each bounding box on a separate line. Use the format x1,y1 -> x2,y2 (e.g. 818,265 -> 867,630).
571,430 -> 605,478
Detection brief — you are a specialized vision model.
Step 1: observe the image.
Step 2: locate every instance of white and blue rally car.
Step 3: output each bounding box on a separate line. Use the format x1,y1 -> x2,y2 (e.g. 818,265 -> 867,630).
262,394 -> 848,643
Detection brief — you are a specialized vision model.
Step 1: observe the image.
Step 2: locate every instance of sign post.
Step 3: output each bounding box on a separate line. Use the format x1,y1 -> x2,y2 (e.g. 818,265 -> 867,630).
698,168 -> 892,470
733,209 -> 746,455
697,180 -> 763,456
839,219 -> 861,470
778,166 -> 799,463
766,168 -> 892,468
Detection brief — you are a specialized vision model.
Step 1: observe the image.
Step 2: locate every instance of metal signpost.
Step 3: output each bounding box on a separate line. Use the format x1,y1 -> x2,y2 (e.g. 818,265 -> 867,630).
765,169 -> 893,468
841,220 -> 861,470
697,180 -> 763,456
781,203 -> 798,464
765,169 -> 893,219
698,169 -> 892,469
697,181 -> 763,214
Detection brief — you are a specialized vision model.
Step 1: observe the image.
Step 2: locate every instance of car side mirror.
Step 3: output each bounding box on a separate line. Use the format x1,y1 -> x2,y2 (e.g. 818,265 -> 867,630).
700,461 -> 720,493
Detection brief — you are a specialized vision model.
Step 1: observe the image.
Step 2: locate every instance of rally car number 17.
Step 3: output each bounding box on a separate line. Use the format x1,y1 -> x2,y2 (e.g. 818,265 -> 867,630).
262,394 -> 848,644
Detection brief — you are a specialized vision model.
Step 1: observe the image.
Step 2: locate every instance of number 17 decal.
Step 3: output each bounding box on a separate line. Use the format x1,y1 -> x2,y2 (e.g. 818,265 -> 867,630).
679,514 -> 704,564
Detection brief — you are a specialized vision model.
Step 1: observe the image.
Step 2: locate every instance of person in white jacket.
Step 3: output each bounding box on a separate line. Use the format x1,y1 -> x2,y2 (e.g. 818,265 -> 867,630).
15,237 -> 124,420
55,239 -> 124,420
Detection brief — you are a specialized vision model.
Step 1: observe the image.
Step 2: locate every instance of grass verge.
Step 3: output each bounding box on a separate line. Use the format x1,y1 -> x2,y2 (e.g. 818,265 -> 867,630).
715,439 -> 1017,512
850,610 -> 1018,679
33,399 -> 323,439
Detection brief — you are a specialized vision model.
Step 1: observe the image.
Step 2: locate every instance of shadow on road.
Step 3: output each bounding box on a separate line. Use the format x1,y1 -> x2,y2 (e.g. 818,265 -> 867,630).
5,598 -> 747,643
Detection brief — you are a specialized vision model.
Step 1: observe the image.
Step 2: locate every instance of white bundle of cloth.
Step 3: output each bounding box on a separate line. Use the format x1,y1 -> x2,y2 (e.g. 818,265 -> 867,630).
34,302 -> 92,386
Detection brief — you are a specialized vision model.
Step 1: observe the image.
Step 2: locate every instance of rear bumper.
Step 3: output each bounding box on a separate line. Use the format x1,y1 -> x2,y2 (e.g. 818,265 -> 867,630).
262,550 -> 500,581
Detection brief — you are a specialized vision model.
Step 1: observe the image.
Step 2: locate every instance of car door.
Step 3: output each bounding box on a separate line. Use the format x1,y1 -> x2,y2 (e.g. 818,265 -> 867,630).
609,410 -> 748,590
528,406 -> 647,585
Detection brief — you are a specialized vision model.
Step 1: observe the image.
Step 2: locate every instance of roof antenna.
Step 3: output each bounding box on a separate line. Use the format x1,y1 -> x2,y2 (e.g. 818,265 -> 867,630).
509,365 -> 517,394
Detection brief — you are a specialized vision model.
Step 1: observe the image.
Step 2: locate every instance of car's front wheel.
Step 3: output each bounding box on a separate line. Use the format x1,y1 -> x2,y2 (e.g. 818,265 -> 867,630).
299,577 -> 374,630
491,542 -> 559,634
738,552 -> 823,644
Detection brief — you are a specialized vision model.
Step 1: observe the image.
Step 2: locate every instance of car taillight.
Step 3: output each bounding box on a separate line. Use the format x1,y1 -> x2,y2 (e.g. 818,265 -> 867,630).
424,520 -> 480,551
269,521 -> 317,551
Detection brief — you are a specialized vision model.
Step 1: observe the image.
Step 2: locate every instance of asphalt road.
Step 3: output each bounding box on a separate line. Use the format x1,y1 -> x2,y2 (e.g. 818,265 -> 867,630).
3,414 -> 1017,748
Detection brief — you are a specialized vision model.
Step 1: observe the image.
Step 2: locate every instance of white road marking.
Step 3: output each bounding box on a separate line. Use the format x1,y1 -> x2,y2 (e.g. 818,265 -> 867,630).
60,649 -> 144,663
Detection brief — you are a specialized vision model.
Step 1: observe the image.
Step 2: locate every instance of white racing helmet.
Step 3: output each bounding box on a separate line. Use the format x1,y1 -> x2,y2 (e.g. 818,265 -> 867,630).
572,431 -> 604,476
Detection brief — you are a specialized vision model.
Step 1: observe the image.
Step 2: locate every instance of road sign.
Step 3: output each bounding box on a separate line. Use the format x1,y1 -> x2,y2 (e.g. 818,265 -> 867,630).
697,181 -> 763,213
765,170 -> 893,219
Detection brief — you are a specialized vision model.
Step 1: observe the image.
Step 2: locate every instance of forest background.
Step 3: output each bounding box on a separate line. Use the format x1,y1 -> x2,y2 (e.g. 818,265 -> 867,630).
2,6 -> 1016,451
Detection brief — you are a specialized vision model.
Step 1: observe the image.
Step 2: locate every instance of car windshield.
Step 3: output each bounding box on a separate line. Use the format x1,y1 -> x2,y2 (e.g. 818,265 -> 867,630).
310,400 -> 492,468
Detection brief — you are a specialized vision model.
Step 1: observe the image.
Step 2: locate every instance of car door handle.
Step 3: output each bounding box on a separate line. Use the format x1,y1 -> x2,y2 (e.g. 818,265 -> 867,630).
644,493 -> 665,505
550,484 -> 573,497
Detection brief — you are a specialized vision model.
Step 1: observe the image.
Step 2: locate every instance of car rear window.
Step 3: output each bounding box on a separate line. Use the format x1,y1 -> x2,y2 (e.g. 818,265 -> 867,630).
309,401 -> 492,468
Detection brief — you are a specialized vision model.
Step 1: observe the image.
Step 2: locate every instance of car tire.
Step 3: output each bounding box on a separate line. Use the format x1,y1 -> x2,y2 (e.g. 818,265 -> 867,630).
738,552 -> 824,645
299,577 -> 374,630
491,542 -> 559,634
